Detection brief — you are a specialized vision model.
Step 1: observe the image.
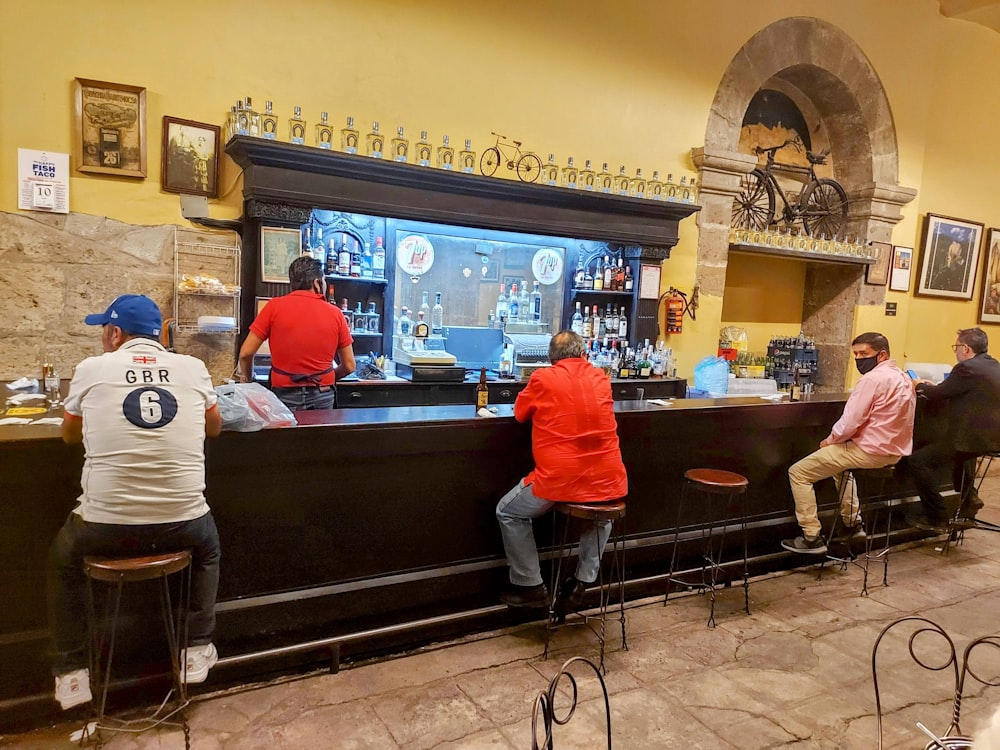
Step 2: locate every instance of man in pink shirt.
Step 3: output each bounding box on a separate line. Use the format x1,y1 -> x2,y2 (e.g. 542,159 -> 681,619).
781,332 -> 915,555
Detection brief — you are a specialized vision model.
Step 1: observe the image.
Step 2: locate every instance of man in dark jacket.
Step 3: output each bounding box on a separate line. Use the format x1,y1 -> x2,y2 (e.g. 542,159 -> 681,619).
906,327 -> 1000,529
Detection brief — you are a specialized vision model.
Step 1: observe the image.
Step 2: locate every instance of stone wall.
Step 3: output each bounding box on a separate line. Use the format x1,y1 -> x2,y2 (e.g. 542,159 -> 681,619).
0,211 -> 238,383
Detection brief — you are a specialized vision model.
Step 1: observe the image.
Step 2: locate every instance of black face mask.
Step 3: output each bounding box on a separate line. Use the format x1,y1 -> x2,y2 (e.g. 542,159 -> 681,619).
855,355 -> 879,375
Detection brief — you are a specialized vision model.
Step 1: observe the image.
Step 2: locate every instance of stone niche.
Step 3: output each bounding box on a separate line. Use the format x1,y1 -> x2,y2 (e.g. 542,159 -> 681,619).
0,210 -> 237,382
694,16 -> 917,391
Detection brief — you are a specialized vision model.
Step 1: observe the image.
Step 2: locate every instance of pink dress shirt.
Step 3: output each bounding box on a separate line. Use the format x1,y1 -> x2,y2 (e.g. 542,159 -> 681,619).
827,359 -> 915,456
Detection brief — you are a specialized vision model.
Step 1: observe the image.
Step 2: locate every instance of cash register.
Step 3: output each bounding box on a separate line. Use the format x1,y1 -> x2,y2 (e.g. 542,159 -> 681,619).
503,331 -> 552,380
392,319 -> 464,382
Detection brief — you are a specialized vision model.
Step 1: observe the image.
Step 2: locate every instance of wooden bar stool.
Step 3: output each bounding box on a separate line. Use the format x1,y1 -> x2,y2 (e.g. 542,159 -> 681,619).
83,550 -> 193,749
543,500 -> 627,673
664,469 -> 750,628
821,465 -> 896,594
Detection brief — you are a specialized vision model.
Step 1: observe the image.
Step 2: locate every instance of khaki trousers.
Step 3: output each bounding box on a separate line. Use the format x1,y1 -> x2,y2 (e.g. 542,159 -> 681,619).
788,441 -> 900,539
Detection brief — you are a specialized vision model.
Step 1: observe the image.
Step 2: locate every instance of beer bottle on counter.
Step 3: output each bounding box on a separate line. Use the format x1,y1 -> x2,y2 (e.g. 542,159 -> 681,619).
476,367 -> 489,410
790,366 -> 802,402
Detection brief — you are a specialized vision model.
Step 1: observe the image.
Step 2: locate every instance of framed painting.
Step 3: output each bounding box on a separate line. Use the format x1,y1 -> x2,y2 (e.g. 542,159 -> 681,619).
979,228 -> 1000,324
73,78 -> 147,177
260,227 -> 302,283
889,246 -> 913,293
161,116 -> 220,198
865,241 -> 891,286
915,214 -> 983,299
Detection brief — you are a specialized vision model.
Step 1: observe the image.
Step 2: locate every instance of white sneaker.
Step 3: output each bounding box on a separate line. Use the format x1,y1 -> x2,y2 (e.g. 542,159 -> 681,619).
55,668 -> 92,710
183,643 -> 218,684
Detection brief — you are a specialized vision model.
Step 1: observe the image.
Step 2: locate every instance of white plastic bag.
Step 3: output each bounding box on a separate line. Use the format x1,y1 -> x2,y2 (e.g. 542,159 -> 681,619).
215,383 -> 266,432
239,382 -> 297,428
693,356 -> 730,395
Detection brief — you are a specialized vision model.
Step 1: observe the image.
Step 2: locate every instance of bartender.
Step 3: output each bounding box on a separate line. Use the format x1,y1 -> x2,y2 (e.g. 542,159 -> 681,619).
239,257 -> 355,411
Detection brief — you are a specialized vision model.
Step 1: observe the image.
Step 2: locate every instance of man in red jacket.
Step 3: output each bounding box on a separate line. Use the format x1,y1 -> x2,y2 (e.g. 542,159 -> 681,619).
496,330 -> 628,612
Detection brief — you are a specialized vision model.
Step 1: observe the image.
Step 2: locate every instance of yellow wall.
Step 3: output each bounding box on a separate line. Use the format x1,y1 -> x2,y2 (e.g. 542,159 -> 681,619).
2,0 -> 997,376
721,254 -> 807,353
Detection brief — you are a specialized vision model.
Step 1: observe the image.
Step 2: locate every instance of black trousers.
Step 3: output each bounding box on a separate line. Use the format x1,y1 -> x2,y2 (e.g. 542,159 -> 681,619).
903,441 -> 978,521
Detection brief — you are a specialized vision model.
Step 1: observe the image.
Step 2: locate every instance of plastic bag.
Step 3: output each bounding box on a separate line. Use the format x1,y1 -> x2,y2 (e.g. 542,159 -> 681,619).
215,383 -> 266,432
239,382 -> 297,428
693,356 -> 730,395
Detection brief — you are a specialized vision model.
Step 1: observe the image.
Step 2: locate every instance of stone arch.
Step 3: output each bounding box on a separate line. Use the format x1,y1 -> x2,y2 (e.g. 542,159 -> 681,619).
692,16 -> 916,390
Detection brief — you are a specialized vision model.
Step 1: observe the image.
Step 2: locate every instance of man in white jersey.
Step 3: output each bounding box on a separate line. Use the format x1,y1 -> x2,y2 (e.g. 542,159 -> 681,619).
47,295 -> 223,710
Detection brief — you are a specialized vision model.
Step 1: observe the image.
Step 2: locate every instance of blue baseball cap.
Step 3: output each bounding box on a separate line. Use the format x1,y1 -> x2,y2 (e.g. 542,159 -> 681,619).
84,294 -> 162,336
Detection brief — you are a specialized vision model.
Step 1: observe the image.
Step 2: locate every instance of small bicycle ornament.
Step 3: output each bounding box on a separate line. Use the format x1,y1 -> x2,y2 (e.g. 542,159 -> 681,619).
479,132 -> 542,183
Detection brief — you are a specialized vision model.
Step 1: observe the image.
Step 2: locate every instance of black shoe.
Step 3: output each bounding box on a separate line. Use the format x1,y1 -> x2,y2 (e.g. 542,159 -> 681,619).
556,577 -> 587,615
905,512 -> 950,533
781,535 -> 827,555
500,583 -> 549,609
958,491 -> 985,521
834,522 -> 867,542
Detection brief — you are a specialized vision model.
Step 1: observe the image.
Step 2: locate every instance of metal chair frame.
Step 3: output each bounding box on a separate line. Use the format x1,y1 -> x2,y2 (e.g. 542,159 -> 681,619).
531,656 -> 612,750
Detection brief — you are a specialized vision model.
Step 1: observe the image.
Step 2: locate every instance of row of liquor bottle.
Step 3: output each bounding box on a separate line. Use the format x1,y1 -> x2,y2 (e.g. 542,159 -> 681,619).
731,226 -> 879,259
588,339 -> 677,379
571,302 -> 629,341
301,228 -> 387,280
397,291 -> 446,336
573,255 -> 634,292
226,98 -> 699,202
335,298 -> 381,335
494,281 -> 543,327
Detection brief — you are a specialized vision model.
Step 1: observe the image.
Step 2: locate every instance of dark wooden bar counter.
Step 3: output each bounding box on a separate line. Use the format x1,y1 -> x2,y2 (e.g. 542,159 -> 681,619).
1,392 -> 932,729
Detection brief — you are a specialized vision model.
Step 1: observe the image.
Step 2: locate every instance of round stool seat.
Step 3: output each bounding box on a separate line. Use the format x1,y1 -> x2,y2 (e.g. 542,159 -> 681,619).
84,550 -> 192,584
555,500 -> 626,522
684,468 -> 749,495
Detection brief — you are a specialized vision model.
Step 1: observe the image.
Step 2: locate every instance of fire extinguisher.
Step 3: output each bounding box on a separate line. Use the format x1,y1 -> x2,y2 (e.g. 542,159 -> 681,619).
665,289 -> 685,334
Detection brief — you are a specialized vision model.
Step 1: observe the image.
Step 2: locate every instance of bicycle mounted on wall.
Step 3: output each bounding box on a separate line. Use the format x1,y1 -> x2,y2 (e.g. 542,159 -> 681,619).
731,136 -> 848,239
480,132 -> 543,183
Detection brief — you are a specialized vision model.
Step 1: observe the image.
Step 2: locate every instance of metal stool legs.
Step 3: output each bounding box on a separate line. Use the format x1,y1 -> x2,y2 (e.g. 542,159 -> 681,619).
820,469 -> 893,595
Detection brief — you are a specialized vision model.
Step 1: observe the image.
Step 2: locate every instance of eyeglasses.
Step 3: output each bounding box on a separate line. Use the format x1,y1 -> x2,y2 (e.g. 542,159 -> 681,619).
952,343 -> 968,351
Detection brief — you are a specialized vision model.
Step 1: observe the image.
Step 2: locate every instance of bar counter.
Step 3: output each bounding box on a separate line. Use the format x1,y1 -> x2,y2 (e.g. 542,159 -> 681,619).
3,392 -> 927,728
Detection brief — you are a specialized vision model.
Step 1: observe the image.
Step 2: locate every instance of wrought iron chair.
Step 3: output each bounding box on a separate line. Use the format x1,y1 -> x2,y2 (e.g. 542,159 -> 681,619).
531,656 -> 612,750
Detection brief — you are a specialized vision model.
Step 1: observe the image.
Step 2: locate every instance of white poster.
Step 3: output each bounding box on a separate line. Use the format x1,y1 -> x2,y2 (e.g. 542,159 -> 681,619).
18,149 -> 70,214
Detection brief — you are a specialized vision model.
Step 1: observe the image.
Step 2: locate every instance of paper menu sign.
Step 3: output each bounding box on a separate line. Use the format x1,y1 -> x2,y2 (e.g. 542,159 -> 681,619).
18,149 -> 69,214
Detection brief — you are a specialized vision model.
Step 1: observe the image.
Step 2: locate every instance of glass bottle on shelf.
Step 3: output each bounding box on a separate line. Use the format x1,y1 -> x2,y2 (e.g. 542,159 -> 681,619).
582,308 -> 592,338
419,290 -> 431,321
508,283 -> 520,322
583,263 -> 594,290
542,154 -> 559,186
593,256 -> 604,291
337,233 -> 351,276
614,258 -> 625,291
235,100 -> 250,137
496,282 -> 508,326
607,305 -> 618,337
530,281 -> 542,323
573,257 -> 586,288
628,168 -> 646,198
226,102 -> 240,140
647,171 -> 664,201
679,176 -> 691,203
245,96 -> 260,137
459,139 -> 476,174
571,302 -> 583,336
315,111 -> 334,149
431,292 -> 444,334
416,130 -> 432,167
261,101 -> 278,139
288,106 -> 306,145
391,126 -> 409,163
436,135 -> 455,170
367,302 -> 380,333
341,116 -> 359,154
350,239 -> 362,278
312,226 -> 325,272
397,306 -> 413,336
592,306 -> 602,338
361,241 -> 373,278
353,302 -> 368,333
326,237 -> 338,275
366,121 -> 384,158
341,299 -> 354,330
602,255 -> 613,290
597,162 -> 613,193
560,157 -> 578,189
614,166 -> 629,196
300,226 -> 311,257
623,264 -> 634,292
579,160 -> 596,191
373,236 -> 386,279
518,284 -> 529,322
688,177 -> 698,204
665,173 -> 677,201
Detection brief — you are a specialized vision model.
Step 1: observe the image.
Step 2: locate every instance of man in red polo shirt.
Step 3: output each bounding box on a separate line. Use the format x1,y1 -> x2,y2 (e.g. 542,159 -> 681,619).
239,257 -> 355,410
496,330 -> 628,611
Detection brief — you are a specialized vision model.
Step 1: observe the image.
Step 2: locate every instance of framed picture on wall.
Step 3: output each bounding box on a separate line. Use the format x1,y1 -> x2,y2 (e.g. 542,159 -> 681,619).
260,227 -> 302,283
73,78 -> 147,178
889,246 -> 913,292
915,213 -> 983,299
864,241 -> 892,286
979,228 -> 1000,324
160,116 -> 221,198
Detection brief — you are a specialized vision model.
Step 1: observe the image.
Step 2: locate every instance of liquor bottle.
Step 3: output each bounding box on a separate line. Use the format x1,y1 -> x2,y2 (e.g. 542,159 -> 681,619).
353,302 -> 367,333
665,173 -> 677,201
530,281 -> 542,323
571,301 -> 583,336
508,283 -> 520,323
629,168 -> 646,198
313,226 -> 325,271
496,283 -> 508,326
592,257 -> 604,291
592,306 -> 602,338
583,263 -> 594,290
638,348 -> 652,379
391,126 -> 409,163
614,166 -> 629,196
245,96 -> 260,137
334,234 -> 349,276
234,100 -> 250,137
609,341 -> 620,378
350,240 -> 362,277
366,121 -> 384,158
614,258 -> 626,291
582,308 -> 592,338
419,291 -> 431,321
652,341 -> 666,376
341,299 -> 354,330
607,305 -> 618,338
436,135 -> 455,170
573,257 -> 586,288
373,236 -> 386,279
315,112 -> 334,149
579,160 -> 596,191
288,106 -> 307,145
300,226 -> 311,257
518,284 -> 529,322
647,170 -> 664,201
366,301 -> 380,333
261,101 -> 279,140
679,176 -> 691,203
476,367 -> 489,410
416,131 -> 432,166
431,292 -> 444,334
341,116 -> 359,154
459,139 -> 476,174
361,241 -> 374,278
624,264 -> 634,292
397,306 -> 413,336
326,238 -> 338,276
225,103 -> 238,141
688,177 -> 698,204
618,348 -> 631,379
560,157 -> 578,189
602,255 -> 613,290
542,154 -> 559,186
790,366 -> 802,402
597,162 -> 613,193
618,307 -> 628,339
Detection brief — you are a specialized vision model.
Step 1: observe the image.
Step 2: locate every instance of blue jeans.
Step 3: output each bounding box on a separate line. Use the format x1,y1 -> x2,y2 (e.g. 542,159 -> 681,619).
496,480 -> 613,586
47,512 -> 221,675
272,385 -> 335,411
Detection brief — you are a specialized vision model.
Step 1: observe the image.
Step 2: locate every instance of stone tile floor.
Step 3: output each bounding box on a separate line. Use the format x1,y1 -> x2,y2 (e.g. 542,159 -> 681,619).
7,477 -> 1000,749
